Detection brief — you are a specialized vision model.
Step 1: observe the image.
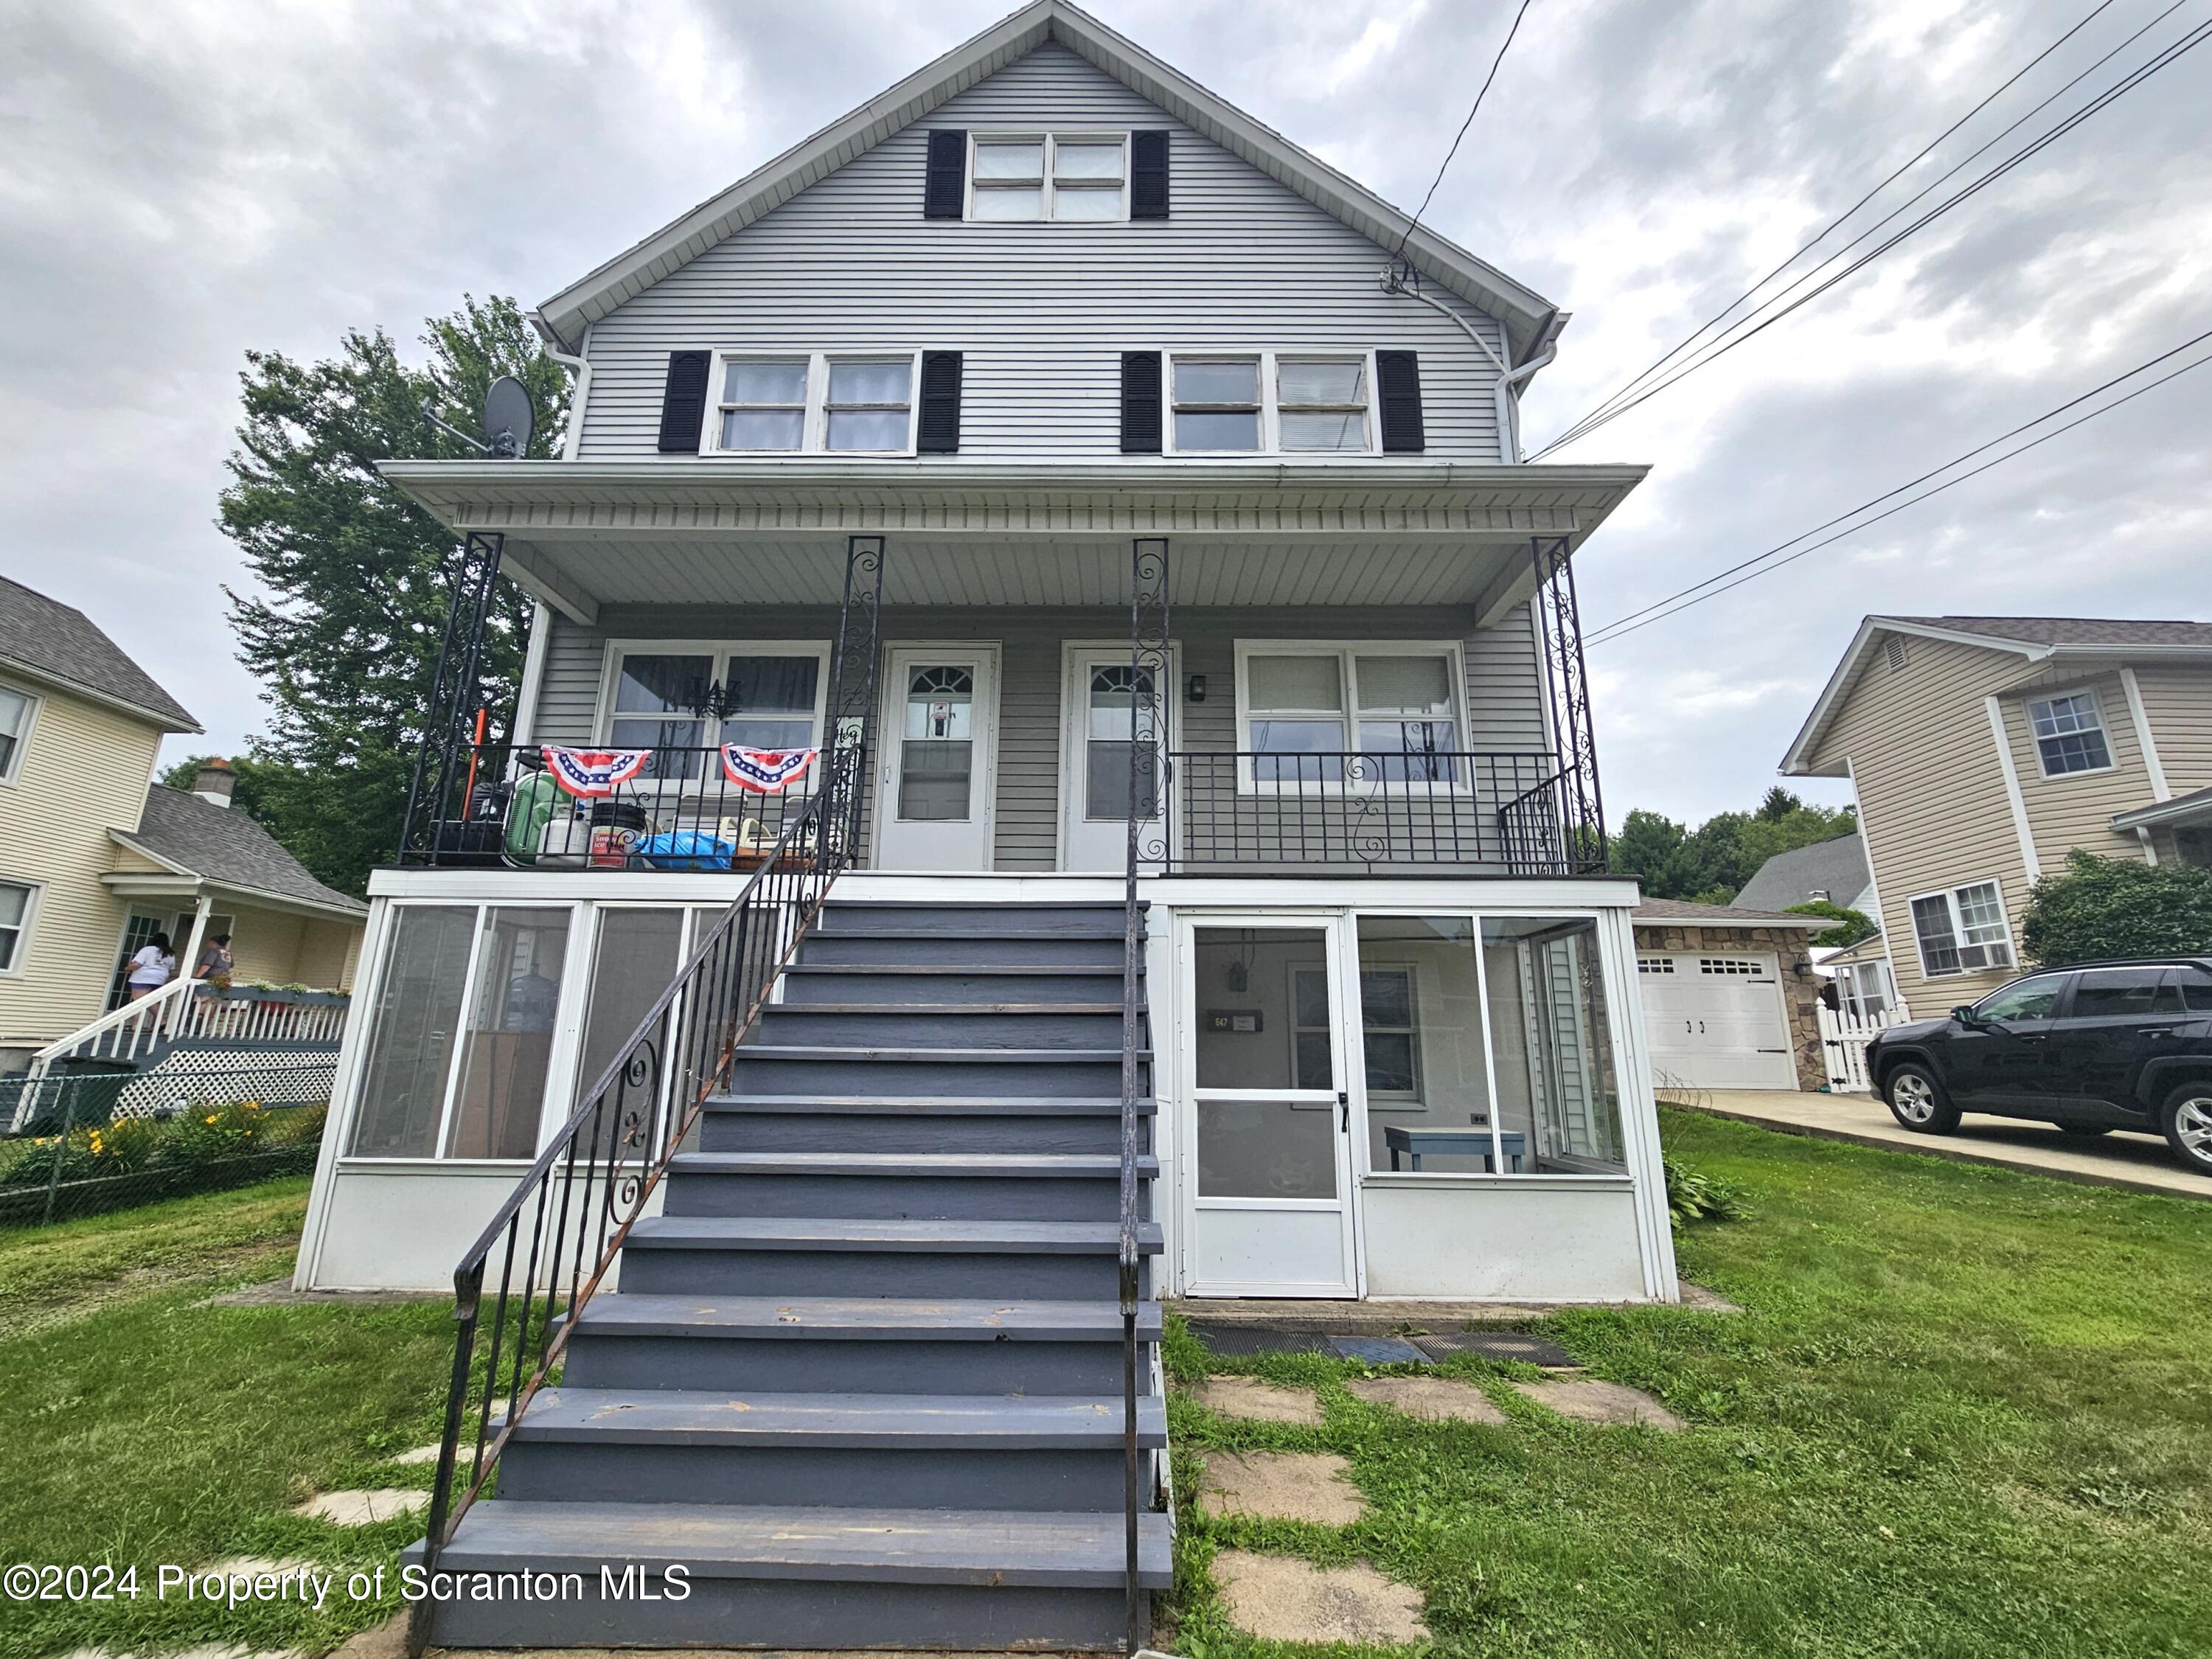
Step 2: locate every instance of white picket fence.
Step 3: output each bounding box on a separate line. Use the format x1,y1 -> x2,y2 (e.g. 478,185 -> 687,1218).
1818,1002 -> 1910,1092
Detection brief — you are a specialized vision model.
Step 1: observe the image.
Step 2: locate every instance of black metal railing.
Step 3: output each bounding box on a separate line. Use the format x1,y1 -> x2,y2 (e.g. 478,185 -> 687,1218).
1166,748 -> 1582,872
411,744 -> 825,871
1499,768 -> 1610,876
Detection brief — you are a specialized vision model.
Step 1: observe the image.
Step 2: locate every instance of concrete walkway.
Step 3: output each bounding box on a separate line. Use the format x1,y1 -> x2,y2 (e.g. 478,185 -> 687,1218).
1677,1090 -> 2210,1200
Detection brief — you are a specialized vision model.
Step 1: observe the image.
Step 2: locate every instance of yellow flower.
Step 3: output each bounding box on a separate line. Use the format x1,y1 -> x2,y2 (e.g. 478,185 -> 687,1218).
204,1114 -> 219,1125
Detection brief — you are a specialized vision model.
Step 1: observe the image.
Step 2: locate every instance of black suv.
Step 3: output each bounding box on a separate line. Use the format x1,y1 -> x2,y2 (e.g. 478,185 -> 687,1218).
1865,957 -> 2212,1176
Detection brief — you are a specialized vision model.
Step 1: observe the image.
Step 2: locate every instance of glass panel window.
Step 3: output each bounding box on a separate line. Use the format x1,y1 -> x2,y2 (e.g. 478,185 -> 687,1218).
1197,1100 -> 1338,1198
0,686 -> 31,778
898,665 -> 975,821
611,653 -> 709,781
445,908 -> 571,1159
716,358 -> 807,451
824,359 -> 912,452
973,138 -> 1045,220
1193,928 -> 1330,1091
1973,975 -> 2065,1022
1913,882 -> 2014,977
1358,917 -> 1498,1174
1910,895 -> 1961,977
1051,138 -> 1124,220
349,906 -> 479,1158
1172,358 -> 1262,452
719,655 -> 821,752
2070,967 -> 2180,1018
2027,692 -> 2112,775
1278,358 -> 1369,452
1245,653 -> 1345,782
1355,654 -> 1459,782
0,879 -> 31,972
1484,916 -> 1626,1174
575,907 -> 687,1100
1085,664 -> 1159,821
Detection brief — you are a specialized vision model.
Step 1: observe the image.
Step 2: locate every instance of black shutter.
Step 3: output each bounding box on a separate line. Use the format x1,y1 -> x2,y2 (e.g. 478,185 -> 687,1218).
917,351 -> 963,453
1376,350 -> 1426,453
924,130 -> 967,218
1130,130 -> 1170,219
656,350 -> 712,453
1120,352 -> 1163,453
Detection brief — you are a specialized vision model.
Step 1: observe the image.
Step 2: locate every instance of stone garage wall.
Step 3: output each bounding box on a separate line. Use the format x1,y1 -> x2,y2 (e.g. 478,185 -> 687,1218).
1632,924 -> 1826,1093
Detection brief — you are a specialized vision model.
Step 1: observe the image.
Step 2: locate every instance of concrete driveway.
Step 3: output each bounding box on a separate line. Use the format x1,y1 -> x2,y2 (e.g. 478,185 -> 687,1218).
1670,1089 -> 2210,1200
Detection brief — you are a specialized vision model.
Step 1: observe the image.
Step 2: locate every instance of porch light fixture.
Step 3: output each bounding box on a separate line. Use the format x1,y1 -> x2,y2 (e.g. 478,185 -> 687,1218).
1187,674 -> 1206,703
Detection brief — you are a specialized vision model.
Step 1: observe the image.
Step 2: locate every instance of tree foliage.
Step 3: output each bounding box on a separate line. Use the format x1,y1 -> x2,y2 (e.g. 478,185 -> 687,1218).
2020,850 -> 2212,966
1610,787 -> 1857,904
1784,900 -> 1877,949
218,296 -> 568,897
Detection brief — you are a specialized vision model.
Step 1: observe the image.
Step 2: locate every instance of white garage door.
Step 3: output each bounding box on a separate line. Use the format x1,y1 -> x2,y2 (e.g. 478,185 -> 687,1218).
1638,953 -> 1798,1091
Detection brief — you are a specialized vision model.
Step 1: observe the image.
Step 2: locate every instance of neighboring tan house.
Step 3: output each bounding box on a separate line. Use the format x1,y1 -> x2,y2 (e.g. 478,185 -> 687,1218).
0,577 -> 366,1074
1782,615 -> 2212,1018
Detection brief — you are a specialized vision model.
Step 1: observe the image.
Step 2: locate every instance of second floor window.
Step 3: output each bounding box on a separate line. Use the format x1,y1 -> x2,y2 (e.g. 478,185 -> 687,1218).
708,355 -> 915,455
0,684 -> 35,782
604,645 -> 829,782
2025,691 -> 2112,776
1238,644 -> 1464,785
1167,353 -> 1375,455
970,133 -> 1127,221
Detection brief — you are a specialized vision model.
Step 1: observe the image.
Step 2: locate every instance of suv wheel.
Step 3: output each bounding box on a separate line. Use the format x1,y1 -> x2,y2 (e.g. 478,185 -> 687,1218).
1885,1062 -> 1961,1134
2158,1085 -> 2212,1177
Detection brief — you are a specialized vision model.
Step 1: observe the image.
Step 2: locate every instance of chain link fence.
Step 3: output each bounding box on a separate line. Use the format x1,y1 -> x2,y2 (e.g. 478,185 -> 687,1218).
0,1060 -> 334,1228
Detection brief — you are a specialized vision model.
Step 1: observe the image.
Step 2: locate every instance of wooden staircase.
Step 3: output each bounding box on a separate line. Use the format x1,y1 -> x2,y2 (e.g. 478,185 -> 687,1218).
414,898 -> 1169,1649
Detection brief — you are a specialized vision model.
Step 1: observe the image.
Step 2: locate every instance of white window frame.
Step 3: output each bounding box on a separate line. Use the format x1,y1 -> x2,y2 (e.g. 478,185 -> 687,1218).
1162,351 -> 1378,456
964,131 -> 1130,223
2024,688 -> 2115,779
0,680 -> 42,787
0,875 -> 42,977
1291,959 -> 1424,1102
1231,639 -> 1469,795
1907,879 -> 2016,979
594,640 -> 834,791
698,352 -> 920,457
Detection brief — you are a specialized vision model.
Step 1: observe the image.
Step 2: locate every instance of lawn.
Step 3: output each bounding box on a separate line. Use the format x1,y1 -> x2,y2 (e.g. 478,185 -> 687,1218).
1,1116 -> 2208,1658
1166,1107 -> 2212,1659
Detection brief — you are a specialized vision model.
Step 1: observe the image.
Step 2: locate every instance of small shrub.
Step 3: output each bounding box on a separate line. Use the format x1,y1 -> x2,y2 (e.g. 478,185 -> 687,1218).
1666,1155 -> 1751,1227
2021,850 -> 2212,964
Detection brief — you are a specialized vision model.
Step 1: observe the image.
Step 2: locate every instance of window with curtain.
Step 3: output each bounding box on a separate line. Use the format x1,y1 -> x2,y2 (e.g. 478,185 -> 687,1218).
1241,647 -> 1462,785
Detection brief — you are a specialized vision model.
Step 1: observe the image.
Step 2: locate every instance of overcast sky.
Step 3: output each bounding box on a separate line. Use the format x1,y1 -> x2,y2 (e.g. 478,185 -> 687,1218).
2,0 -> 2204,825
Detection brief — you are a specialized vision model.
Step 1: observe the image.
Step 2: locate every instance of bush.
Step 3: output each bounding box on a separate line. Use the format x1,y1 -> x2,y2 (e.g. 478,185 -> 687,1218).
1666,1156 -> 1750,1227
1784,900 -> 1878,948
2020,850 -> 2212,966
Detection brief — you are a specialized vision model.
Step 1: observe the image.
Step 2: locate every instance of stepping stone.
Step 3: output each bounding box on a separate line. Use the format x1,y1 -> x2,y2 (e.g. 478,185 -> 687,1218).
1200,1450 -> 1364,1525
386,1444 -> 444,1465
1512,1377 -> 1683,1430
291,1488 -> 426,1526
1189,1376 -> 1324,1425
1346,1374 -> 1507,1425
1214,1548 -> 1427,1644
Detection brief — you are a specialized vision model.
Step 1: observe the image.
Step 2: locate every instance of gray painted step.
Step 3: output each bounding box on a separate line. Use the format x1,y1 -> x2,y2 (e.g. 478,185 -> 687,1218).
815,903 -> 1135,938
799,933 -> 1127,969
497,1388 -> 1167,1511
616,1215 -> 1159,1299
782,966 -> 1133,1004
752,1006 -> 1135,1049
729,1049 -> 1143,1099
662,1152 -> 1160,1222
417,1503 -> 1168,1649
698,1096 -> 1156,1156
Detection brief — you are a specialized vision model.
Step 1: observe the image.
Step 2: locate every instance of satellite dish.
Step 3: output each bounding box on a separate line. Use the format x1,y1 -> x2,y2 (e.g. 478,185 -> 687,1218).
482,376 -> 535,459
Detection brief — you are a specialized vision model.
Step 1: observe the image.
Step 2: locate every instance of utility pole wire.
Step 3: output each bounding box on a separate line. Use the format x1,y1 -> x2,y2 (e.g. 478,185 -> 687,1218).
1545,0 -> 2123,445
1534,1 -> 2206,457
1392,0 -> 1535,262
1583,326 -> 2212,648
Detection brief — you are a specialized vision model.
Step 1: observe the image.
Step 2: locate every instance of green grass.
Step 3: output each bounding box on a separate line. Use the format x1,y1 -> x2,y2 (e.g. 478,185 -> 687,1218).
0,1179 -> 456,1659
1164,1108 -> 2212,1659
4,1117 -> 2209,1658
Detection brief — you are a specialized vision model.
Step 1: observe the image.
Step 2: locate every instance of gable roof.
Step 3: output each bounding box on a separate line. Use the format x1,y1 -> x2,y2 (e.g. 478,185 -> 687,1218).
0,577 -> 199,731
111,787 -> 366,917
1782,613 -> 2212,776
535,0 -> 1565,364
1733,832 -> 1872,914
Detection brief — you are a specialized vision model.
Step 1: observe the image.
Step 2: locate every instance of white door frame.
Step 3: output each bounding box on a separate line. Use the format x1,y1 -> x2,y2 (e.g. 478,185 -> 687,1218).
872,642 -> 1002,872
1175,908 -> 1364,1298
1056,640 -> 1178,874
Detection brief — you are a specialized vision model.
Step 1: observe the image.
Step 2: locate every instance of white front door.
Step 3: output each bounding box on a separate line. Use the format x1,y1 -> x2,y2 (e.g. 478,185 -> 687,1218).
1638,951 -> 1798,1091
1180,917 -> 1361,1297
874,645 -> 999,871
1059,644 -> 1172,873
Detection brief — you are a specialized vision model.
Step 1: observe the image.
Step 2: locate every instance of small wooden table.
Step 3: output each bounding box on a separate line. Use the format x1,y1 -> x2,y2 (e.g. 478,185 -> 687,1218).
1383,1124 -> 1527,1172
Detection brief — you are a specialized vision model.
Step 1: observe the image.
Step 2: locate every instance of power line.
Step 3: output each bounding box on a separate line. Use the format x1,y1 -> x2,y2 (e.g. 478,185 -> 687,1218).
1542,0 -> 2122,448
1392,0 -> 1535,262
1582,325 -> 2212,648
1533,2 -> 2207,458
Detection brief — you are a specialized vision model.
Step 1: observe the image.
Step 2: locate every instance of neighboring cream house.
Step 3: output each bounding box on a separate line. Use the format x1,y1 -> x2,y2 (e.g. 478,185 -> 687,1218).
0,577 -> 366,1072
1781,615 -> 2212,1016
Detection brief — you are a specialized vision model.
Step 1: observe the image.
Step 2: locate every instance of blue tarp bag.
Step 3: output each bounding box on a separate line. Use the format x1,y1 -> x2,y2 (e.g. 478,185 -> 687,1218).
636,831 -> 734,871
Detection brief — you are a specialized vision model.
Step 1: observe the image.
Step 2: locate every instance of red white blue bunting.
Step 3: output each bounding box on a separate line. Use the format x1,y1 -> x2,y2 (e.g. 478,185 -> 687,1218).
541,746 -> 651,798
719,745 -> 818,793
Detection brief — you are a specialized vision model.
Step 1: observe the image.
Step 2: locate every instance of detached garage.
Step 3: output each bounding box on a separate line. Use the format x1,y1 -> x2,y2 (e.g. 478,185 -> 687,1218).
1632,900 -> 1829,1093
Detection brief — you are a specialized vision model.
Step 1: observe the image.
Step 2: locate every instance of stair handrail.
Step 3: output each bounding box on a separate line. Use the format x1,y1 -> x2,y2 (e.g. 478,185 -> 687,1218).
25,973 -> 199,1074
414,779 -> 853,1637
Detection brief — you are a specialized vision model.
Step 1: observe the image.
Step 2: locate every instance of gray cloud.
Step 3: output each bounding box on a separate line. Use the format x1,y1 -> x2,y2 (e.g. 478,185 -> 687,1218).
1,0 -> 2202,828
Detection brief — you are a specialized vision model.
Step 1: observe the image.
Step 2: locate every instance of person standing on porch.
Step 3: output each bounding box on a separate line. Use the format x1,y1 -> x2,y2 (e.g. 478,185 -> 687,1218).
125,932 -> 176,1000
194,933 -> 234,990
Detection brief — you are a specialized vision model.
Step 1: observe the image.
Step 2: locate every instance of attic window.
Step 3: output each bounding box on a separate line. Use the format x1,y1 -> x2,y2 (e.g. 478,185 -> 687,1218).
1883,636 -> 1909,672
968,133 -> 1127,222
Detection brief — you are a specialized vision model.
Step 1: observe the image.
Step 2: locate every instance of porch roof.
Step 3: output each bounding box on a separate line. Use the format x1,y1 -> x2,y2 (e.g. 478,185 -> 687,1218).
380,459 -> 1647,626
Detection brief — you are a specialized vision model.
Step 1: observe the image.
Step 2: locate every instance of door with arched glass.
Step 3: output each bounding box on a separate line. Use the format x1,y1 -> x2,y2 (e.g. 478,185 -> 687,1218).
874,644 -> 999,870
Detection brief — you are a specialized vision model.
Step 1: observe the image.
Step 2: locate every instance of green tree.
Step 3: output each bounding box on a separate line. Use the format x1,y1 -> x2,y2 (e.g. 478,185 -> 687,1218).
218,296 -> 568,896
1784,900 -> 1877,949
1610,788 -> 1856,902
2020,850 -> 2212,965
